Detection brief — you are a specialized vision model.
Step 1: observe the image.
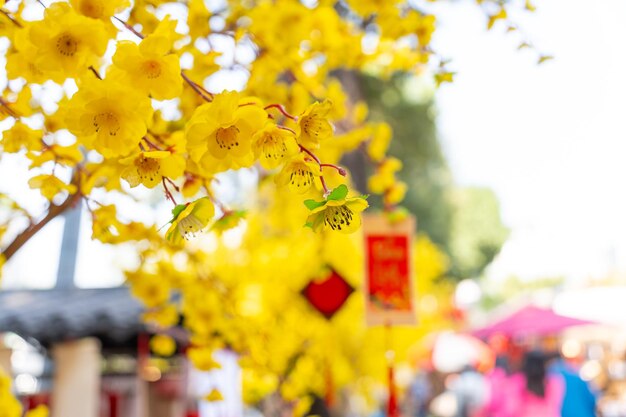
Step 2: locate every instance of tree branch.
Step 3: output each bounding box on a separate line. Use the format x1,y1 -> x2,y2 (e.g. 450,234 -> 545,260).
2,188 -> 81,263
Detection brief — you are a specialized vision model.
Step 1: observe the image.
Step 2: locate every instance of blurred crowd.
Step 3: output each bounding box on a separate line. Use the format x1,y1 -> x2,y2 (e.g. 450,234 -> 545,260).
403,346 -> 599,417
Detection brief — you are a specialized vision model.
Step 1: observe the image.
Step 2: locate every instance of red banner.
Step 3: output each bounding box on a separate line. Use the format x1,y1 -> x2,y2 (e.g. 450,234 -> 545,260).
363,214 -> 416,326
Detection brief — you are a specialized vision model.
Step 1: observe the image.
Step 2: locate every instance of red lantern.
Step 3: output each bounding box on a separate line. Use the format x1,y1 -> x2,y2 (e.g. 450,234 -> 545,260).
301,269 -> 354,319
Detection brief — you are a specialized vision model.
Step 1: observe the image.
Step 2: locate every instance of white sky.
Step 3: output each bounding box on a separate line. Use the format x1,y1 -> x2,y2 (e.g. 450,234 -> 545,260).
432,0 -> 626,283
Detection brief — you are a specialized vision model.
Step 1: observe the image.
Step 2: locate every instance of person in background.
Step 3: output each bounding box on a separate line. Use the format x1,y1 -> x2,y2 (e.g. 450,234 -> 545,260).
476,357 -> 512,417
509,350 -> 565,417
404,369 -> 432,417
549,352 -> 597,417
449,365 -> 487,417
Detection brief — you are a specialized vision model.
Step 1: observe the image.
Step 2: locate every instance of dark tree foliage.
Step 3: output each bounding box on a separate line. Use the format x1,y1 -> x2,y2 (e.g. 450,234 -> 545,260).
358,73 -> 508,280
359,73 -> 455,250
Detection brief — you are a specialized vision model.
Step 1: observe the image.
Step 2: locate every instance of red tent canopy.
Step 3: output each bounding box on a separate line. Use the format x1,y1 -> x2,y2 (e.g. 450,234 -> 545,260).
472,305 -> 594,339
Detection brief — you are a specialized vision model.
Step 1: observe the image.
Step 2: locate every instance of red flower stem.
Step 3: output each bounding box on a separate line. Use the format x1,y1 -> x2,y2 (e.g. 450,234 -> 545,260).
113,16 -> 144,39
142,136 -> 162,150
264,104 -> 296,120
147,132 -> 168,146
277,125 -> 296,135
164,176 -> 180,192
299,145 -> 321,165
162,177 -> 177,206
320,163 -> 347,176
180,71 -> 213,102
296,145 -> 334,195
319,175 -> 330,195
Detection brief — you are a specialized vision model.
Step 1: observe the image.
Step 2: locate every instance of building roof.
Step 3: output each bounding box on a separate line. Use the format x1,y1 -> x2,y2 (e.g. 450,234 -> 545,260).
0,287 -> 144,349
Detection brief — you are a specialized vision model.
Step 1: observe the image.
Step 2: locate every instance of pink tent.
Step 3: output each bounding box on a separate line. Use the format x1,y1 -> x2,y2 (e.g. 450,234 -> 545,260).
472,305 -> 594,339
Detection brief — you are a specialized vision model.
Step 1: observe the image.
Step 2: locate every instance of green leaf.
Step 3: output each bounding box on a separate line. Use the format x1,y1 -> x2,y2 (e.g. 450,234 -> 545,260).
304,199 -> 326,211
171,204 -> 187,219
326,184 -> 348,201
211,210 -> 246,233
304,222 -> 314,229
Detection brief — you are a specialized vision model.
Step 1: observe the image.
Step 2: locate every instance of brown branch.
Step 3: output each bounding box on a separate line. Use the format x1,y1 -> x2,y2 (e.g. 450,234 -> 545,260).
0,9 -> 23,28
113,16 -> 144,39
1,189 -> 81,263
181,71 -> 213,102
0,97 -> 19,118
88,66 -> 103,80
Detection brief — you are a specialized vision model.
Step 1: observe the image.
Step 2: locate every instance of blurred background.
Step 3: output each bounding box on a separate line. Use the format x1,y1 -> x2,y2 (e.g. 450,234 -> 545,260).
2,0 -> 626,417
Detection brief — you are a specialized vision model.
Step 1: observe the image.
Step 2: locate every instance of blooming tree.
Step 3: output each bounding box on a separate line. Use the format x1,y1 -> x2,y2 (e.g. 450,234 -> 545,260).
0,0 -> 544,413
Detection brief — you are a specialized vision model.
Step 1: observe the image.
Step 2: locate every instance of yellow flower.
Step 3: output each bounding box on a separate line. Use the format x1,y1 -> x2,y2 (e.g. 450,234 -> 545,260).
150,16 -> 184,49
128,271 -> 171,308
304,185 -> 368,233
188,0 -> 212,38
203,388 -> 224,402
275,153 -> 321,194
188,346 -> 221,371
28,144 -> 84,168
23,3 -> 109,82
25,405 -> 49,417
120,150 -> 185,189
165,197 -> 215,244
366,122 -> 392,162
0,254 -> 5,282
111,37 -> 182,100
28,174 -> 77,201
65,79 -> 153,157
2,122 -> 42,153
86,208 -> 155,247
181,171 -> 204,198
368,157 -> 402,194
6,45 -> 47,84
252,123 -> 299,169
384,181 -> 407,206
296,100 -> 333,149
0,369 -> 22,416
150,334 -> 177,357
347,0 -> 398,18
44,99 -> 68,133
80,159 -> 126,195
70,0 -> 129,20
0,7 -> 20,40
142,305 -> 179,327
414,14 -> 436,46
293,397 -> 314,417
326,79 -> 348,120
211,210 -> 246,235
434,71 -> 455,87
186,49 -> 221,82
0,87 -> 36,120
186,91 -> 267,167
